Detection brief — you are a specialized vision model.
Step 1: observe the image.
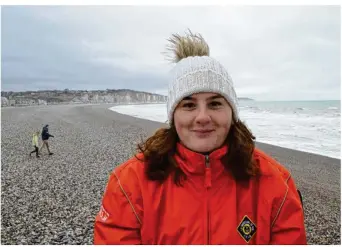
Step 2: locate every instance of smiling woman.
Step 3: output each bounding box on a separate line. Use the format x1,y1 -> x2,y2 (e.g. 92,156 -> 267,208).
174,93 -> 233,153
93,30 -> 307,245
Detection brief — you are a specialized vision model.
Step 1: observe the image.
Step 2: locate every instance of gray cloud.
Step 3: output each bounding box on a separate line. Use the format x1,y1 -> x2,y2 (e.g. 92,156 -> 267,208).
1,5 -> 340,100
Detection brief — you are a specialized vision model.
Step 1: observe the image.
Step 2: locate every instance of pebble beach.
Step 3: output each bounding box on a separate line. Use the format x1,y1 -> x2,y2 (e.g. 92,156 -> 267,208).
1,104 -> 340,244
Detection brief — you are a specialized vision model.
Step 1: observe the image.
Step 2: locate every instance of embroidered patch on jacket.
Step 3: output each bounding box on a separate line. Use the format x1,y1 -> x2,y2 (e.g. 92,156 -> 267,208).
98,205 -> 109,222
237,215 -> 257,243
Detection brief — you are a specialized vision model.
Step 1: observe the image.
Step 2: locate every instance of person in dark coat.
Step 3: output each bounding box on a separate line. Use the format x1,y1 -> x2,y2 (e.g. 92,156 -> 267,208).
39,124 -> 54,155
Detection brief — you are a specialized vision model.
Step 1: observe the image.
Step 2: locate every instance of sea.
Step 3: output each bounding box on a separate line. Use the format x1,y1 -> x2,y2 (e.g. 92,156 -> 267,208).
109,100 -> 341,159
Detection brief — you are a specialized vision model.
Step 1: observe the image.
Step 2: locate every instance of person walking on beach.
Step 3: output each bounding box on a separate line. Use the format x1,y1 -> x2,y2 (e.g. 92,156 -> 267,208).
29,130 -> 40,158
94,30 -> 307,244
39,124 -> 54,155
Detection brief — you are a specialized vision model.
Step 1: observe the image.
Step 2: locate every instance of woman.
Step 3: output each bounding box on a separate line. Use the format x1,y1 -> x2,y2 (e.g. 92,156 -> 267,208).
94,31 -> 307,244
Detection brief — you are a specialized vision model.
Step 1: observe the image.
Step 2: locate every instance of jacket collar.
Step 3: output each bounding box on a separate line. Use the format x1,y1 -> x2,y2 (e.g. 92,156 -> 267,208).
175,142 -> 228,175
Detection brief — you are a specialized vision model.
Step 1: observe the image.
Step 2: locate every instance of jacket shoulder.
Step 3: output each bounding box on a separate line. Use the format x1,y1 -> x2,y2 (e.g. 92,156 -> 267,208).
114,153 -> 145,175
111,153 -> 147,192
254,148 -> 291,182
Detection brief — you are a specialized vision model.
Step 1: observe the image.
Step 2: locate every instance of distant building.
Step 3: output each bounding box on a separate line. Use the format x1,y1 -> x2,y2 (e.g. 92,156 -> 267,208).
1,97 -> 9,106
9,100 -> 16,106
38,99 -> 47,105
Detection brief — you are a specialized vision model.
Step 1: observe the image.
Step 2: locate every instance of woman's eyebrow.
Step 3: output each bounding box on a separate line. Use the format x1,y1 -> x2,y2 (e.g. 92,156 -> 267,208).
208,95 -> 224,100
182,96 -> 193,101
182,95 -> 224,101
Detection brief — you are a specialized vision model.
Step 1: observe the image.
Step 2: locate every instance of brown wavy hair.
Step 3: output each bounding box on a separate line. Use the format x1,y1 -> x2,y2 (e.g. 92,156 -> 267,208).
135,119 -> 260,185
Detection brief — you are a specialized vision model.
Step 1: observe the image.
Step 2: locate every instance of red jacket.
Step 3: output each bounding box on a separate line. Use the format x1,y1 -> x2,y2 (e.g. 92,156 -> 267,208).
94,143 -> 307,244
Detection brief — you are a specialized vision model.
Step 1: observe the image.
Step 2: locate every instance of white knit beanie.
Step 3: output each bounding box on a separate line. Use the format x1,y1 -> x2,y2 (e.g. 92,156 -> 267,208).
166,31 -> 239,124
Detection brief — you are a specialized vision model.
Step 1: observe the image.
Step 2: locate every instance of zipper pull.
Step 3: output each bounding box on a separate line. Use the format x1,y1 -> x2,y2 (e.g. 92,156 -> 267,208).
205,155 -> 211,188
205,155 -> 210,168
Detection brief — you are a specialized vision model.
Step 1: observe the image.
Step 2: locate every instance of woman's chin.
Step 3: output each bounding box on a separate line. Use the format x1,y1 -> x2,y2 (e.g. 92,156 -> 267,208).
188,143 -> 217,154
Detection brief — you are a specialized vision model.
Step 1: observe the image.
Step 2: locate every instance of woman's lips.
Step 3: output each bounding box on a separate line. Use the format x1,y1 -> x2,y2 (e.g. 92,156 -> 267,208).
193,130 -> 214,133
192,129 -> 214,137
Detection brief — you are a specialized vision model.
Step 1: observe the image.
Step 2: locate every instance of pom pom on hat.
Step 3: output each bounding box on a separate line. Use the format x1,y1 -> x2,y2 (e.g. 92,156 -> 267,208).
165,29 -> 210,63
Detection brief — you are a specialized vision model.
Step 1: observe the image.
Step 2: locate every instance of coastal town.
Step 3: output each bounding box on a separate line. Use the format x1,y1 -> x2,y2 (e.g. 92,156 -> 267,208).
1,89 -> 167,107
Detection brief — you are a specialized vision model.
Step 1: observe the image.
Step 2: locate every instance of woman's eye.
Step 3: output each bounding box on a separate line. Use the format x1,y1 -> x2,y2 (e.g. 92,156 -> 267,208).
210,101 -> 222,107
182,102 -> 195,109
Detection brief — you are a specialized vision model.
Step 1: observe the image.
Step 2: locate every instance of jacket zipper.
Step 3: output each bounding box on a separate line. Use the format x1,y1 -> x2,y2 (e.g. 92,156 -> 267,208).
205,155 -> 211,245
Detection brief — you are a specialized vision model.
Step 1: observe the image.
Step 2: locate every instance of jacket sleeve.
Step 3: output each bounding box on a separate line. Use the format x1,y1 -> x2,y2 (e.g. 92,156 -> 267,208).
94,170 -> 142,245
270,176 -> 307,244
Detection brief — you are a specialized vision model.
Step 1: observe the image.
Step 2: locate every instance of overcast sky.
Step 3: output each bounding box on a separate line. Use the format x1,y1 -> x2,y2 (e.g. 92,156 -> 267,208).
1,5 -> 340,101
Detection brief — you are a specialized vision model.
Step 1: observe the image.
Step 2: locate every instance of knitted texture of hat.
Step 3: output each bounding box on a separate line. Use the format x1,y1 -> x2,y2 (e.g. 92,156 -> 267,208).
167,55 -> 239,124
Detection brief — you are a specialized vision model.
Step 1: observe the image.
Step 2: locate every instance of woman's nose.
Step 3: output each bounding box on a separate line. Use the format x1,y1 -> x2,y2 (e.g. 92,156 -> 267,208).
195,108 -> 211,125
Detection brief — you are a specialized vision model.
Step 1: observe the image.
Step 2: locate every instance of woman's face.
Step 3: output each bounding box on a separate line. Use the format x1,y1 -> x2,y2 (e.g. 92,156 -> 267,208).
173,92 -> 233,153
